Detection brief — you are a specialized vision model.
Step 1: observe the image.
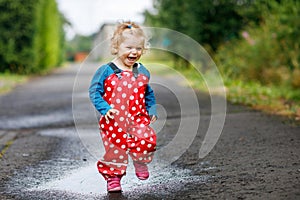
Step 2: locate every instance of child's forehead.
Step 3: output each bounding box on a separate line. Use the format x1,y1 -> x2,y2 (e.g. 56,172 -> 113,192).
121,34 -> 145,45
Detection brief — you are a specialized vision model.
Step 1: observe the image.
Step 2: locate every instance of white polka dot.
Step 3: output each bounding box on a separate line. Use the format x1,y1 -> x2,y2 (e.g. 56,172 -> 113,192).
122,93 -> 127,98
132,106 -> 136,111
112,93 -> 116,97
150,137 -> 153,141
143,150 -> 148,154
121,105 -> 125,110
117,87 -> 122,92
141,140 -> 145,145
123,134 -> 127,138
144,133 -> 148,137
103,170 -> 108,173
128,84 -> 132,88
110,167 -> 114,171
139,157 -> 143,161
134,88 -> 138,93
133,153 -> 137,157
116,139 -> 120,143
107,87 -> 111,91
112,159 -> 117,163
138,82 -> 143,87
114,150 -> 119,154
109,126 -> 113,131
140,94 -> 144,98
140,124 -> 145,128
111,104 -> 115,108
135,100 -> 139,105
131,77 -> 136,81
143,76 -> 147,80
136,119 -> 141,123
131,143 -> 135,147
119,155 -> 124,159
114,122 -> 118,127
130,95 -> 134,100
104,141 -> 108,146
147,144 -> 152,148
116,99 -> 121,104
118,128 -> 122,132
111,81 -> 116,85
99,164 -> 103,168
123,81 -> 128,86
137,147 -> 141,152
112,133 -> 116,138
121,144 -> 126,149
120,117 -> 124,121
110,144 -> 115,148
137,130 -> 142,134
101,124 -> 105,128
121,170 -> 125,173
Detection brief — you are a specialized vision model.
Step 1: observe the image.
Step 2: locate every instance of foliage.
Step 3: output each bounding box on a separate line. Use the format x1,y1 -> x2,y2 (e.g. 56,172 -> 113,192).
216,0 -> 300,88
0,0 -> 37,73
0,0 -> 65,74
144,0 -> 252,51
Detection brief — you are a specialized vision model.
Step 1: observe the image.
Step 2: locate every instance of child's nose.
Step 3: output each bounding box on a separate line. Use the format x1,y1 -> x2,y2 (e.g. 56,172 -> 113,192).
130,48 -> 137,54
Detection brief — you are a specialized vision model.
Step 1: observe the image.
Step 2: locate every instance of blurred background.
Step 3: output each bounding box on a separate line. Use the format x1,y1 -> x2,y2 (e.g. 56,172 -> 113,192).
0,0 -> 299,120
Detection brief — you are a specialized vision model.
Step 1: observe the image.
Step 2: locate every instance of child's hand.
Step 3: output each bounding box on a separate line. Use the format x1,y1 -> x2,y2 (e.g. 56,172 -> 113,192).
150,115 -> 157,123
105,109 -> 119,121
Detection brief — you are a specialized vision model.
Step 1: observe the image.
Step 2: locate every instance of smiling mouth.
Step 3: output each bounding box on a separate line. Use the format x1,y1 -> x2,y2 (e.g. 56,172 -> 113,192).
127,56 -> 137,62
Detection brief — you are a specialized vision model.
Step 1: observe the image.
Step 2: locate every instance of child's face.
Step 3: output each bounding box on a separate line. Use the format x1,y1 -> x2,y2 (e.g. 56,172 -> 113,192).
117,34 -> 144,68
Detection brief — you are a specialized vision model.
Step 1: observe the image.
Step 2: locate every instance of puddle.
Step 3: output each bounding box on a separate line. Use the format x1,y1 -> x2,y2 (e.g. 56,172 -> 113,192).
29,162 -> 211,196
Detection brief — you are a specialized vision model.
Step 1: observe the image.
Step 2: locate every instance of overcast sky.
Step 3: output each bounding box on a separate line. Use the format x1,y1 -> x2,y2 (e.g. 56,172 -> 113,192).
56,0 -> 153,39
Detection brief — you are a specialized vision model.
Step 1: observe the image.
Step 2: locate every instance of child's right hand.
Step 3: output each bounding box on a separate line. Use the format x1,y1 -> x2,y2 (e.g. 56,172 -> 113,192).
105,109 -> 119,121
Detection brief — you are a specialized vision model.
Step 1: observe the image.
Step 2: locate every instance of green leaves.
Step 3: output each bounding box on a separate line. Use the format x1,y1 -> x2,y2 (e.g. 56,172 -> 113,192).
0,0 -> 65,74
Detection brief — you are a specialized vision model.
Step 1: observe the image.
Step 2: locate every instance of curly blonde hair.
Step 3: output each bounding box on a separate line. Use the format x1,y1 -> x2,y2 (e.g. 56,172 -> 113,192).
110,21 -> 149,55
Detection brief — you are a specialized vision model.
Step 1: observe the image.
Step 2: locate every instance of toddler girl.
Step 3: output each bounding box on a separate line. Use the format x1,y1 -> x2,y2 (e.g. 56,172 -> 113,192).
89,21 -> 157,192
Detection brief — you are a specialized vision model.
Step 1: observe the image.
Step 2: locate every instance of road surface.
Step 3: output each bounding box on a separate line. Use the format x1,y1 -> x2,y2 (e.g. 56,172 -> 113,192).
0,62 -> 299,199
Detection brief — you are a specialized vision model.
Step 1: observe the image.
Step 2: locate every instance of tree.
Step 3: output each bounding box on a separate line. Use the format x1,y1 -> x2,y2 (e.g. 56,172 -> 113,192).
0,0 -> 65,74
144,0 -> 253,51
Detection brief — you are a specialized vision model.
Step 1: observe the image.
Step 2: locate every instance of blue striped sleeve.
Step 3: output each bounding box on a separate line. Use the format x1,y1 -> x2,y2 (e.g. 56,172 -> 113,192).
89,65 -> 113,116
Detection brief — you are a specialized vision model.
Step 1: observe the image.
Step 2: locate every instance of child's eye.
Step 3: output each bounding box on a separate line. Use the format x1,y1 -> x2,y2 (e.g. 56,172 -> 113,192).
136,47 -> 143,51
126,47 -> 132,50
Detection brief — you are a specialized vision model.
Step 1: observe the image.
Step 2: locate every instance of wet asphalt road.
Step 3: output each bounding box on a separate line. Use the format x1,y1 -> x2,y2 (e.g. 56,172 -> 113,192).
0,62 -> 299,199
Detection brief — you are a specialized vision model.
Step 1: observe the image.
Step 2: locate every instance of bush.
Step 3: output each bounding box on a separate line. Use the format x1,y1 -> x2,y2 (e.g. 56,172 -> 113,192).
0,0 -> 65,74
216,0 -> 300,88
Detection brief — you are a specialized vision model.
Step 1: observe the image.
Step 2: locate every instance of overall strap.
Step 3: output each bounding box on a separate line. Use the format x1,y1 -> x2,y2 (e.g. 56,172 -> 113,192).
108,62 -> 122,79
132,63 -> 139,79
108,62 -> 139,79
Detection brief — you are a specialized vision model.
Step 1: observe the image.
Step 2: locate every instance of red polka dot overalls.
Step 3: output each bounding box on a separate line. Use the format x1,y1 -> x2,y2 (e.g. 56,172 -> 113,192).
97,65 -> 156,179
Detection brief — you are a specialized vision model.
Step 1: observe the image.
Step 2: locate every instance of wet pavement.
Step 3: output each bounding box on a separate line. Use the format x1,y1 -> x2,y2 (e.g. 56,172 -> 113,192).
0,62 -> 299,199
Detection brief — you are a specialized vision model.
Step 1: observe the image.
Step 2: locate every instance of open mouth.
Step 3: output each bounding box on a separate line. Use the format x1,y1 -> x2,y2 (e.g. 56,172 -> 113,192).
127,56 -> 137,62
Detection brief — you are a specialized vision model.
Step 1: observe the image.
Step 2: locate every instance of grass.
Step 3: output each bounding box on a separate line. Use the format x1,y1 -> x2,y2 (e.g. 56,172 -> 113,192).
224,79 -> 300,121
0,73 -> 28,94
